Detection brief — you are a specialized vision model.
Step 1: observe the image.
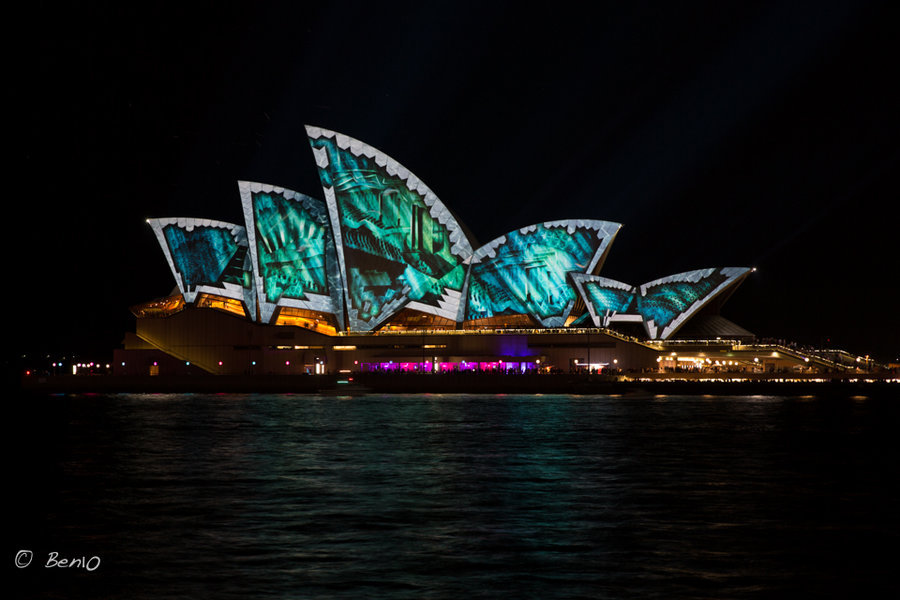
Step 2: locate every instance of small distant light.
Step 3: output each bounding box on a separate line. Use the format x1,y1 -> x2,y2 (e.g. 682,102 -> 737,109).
285,360 -> 290,366
153,361 -> 158,366
185,361 -> 190,366
218,361 -> 223,366
251,361 -> 257,366
121,362 -> 126,366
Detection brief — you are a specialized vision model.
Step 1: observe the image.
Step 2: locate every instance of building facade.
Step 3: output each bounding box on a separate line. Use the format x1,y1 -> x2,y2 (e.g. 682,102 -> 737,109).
119,126 -> 799,376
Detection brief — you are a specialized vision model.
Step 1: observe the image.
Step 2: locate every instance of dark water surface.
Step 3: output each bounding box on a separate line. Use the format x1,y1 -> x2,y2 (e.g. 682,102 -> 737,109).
9,393 -> 899,598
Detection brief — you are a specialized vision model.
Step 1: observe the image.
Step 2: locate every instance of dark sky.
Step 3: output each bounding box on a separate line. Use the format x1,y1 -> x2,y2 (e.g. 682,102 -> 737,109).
14,0 -> 899,362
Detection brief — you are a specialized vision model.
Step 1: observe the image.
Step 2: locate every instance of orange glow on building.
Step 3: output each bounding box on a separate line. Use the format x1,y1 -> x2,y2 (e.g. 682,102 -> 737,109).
130,295 -> 185,318
196,294 -> 247,318
274,307 -> 338,335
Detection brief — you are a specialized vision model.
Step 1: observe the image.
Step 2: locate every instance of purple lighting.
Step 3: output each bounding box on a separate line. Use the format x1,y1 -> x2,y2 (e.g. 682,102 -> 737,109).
360,360 -> 538,373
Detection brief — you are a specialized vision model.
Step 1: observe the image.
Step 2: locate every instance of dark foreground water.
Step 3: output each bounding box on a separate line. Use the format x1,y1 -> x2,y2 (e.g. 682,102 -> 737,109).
9,392 -> 899,599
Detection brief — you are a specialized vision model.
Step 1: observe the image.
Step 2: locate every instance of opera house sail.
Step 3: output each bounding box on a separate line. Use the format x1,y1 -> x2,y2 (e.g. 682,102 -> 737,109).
239,181 -> 345,329
147,217 -> 257,320
463,220 -> 620,328
306,126 -> 474,331
570,267 -> 751,340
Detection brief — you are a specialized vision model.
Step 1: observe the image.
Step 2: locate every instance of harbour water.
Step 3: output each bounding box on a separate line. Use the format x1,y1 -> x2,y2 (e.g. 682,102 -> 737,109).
9,392 -> 899,598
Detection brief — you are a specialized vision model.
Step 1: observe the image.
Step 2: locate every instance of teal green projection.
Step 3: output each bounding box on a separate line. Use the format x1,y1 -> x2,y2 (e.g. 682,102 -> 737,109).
467,225 -> 603,325
584,284 -> 635,316
638,272 -> 729,329
163,224 -> 246,290
252,192 -> 328,303
311,136 -> 466,327
145,128 -> 751,337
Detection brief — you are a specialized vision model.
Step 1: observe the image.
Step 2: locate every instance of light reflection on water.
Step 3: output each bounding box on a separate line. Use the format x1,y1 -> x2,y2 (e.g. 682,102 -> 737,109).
11,393 -> 899,599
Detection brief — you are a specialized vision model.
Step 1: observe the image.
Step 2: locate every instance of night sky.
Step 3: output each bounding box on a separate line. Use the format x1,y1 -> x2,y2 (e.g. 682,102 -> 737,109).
14,0 -> 899,363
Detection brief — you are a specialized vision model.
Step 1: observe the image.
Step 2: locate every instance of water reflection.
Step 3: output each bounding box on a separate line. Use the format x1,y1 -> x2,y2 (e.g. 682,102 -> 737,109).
11,393 -> 899,599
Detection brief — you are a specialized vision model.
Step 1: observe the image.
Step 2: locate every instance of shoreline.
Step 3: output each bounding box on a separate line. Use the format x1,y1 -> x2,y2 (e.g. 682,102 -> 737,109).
19,372 -> 899,397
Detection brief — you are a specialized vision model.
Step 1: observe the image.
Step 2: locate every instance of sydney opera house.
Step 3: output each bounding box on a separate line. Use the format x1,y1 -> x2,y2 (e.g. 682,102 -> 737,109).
116,126 -> 831,376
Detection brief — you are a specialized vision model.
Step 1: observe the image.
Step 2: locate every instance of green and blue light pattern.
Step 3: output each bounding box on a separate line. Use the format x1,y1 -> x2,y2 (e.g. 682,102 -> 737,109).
466,225 -> 604,325
583,283 -> 636,316
311,136 -> 466,327
637,271 -> 730,330
163,224 -> 246,290
252,191 -> 328,303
